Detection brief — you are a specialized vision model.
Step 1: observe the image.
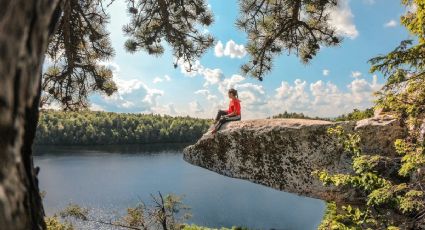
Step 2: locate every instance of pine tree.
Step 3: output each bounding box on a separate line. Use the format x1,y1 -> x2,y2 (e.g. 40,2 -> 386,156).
236,0 -> 341,80
123,0 -> 215,72
43,0 -> 117,110
42,0 -> 215,110
315,1 -> 425,228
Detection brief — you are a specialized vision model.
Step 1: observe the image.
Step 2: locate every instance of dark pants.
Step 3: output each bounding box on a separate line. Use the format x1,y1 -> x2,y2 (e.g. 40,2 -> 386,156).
214,110 -> 241,131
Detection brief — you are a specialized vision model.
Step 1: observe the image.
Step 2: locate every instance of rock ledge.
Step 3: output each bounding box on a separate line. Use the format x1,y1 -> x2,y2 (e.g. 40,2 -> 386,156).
183,118 -> 405,202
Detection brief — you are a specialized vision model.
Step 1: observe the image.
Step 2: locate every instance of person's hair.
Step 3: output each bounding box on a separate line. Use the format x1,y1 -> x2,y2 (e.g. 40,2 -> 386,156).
228,88 -> 238,98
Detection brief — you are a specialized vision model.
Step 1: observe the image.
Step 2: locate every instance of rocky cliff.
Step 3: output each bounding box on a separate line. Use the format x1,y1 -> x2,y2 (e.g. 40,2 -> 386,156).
183,117 -> 406,203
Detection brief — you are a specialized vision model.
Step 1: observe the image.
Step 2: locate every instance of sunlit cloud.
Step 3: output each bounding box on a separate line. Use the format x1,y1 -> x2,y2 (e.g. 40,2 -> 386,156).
214,40 -> 247,59
328,0 -> 359,39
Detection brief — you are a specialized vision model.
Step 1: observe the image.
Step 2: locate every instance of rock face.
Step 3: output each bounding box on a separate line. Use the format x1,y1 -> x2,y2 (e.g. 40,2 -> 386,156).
183,117 -> 406,203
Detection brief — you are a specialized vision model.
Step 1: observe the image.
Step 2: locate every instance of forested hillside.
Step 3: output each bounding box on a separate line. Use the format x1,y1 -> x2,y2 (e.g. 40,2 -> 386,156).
271,109 -> 374,121
35,110 -> 211,145
271,111 -> 329,120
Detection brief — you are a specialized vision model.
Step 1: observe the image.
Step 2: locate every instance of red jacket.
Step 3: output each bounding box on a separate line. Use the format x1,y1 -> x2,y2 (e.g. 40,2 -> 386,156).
227,98 -> 241,116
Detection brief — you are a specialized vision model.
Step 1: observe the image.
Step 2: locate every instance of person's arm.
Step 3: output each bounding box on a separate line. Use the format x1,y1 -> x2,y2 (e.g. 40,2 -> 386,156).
225,100 -> 235,117
234,100 -> 241,115
226,111 -> 237,116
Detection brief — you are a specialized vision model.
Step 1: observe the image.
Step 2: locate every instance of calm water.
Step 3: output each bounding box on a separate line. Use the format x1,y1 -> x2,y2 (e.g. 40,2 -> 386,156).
34,144 -> 325,230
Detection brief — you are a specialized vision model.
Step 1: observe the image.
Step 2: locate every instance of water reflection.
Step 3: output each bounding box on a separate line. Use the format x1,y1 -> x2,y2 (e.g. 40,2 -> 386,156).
35,144 -> 325,229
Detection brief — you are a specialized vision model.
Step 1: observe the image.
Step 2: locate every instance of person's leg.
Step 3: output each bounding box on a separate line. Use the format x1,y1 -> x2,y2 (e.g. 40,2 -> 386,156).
215,110 -> 227,122
212,115 -> 241,134
212,116 -> 227,134
225,115 -> 241,122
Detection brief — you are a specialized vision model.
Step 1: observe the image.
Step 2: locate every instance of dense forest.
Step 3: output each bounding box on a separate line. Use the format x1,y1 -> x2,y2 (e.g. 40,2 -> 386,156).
37,109 -> 375,145
35,110 -> 211,145
271,111 -> 330,120
334,108 -> 374,121
271,109 -> 374,121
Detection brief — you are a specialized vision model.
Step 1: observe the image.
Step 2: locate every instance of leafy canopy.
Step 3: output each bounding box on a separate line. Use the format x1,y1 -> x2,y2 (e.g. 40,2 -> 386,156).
44,0 -> 345,109
315,2 -> 425,228
237,0 -> 341,80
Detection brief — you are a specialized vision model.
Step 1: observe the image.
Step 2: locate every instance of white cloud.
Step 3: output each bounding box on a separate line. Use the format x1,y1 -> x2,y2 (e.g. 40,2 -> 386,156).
310,80 -> 341,106
269,75 -> 382,117
90,103 -> 105,111
98,61 -> 120,73
218,74 -> 245,96
351,71 -> 362,78
153,77 -> 163,83
384,19 -> 398,28
143,88 -> 164,106
194,89 -> 218,101
114,78 -> 145,94
192,73 -> 271,119
178,60 -> 204,77
151,103 -> 177,115
328,0 -> 359,39
235,83 -> 267,108
347,75 -> 381,103
177,65 -> 382,119
189,101 -> 204,113
152,75 -> 171,84
273,79 -> 310,111
202,68 -> 223,86
164,75 -> 171,81
214,40 -> 247,59
214,41 -> 224,57
323,69 -> 330,76
90,62 -> 165,113
99,76 -> 164,112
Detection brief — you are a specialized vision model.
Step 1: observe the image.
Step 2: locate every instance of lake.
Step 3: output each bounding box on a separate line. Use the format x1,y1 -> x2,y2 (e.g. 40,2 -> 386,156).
34,144 -> 325,230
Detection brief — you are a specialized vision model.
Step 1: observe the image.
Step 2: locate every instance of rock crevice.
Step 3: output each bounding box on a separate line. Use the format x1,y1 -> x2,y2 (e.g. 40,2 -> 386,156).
183,117 -> 405,203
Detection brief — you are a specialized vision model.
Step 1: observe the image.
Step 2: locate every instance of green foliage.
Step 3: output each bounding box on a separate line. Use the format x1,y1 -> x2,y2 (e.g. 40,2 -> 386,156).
123,0 -> 214,70
352,155 -> 382,174
270,111 -> 329,120
119,205 -> 146,228
45,216 -> 74,230
43,0 -> 117,110
60,193 -> 192,230
317,3 -> 425,227
44,0 -> 215,110
271,109 -> 374,121
42,0 -> 355,111
327,126 -> 361,156
59,204 -> 89,221
399,189 -> 425,213
318,202 -> 378,230
334,108 -> 374,121
369,1 -> 425,122
35,110 -> 211,145
236,0 -> 341,80
183,225 -> 248,230
395,139 -> 425,176
315,126 -> 424,229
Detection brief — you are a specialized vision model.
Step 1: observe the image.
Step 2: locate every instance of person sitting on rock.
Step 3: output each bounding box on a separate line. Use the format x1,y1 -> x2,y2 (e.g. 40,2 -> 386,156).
211,88 -> 241,134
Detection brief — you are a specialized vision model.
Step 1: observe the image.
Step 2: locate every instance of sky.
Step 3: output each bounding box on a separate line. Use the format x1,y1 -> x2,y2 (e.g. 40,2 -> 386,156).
89,0 -> 413,119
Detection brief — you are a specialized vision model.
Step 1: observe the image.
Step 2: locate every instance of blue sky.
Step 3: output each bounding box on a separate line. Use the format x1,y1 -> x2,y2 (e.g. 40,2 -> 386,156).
90,0 -> 412,119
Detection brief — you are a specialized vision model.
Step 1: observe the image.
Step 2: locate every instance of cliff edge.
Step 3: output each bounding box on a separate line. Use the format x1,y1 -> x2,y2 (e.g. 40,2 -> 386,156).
183,117 -> 405,203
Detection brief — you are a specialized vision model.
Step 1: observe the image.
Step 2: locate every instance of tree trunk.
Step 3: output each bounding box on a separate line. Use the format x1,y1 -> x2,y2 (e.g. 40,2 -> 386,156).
0,0 -> 59,229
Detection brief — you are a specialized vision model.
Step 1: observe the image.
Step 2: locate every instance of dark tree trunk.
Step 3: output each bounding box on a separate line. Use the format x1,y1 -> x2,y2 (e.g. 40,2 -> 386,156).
0,0 -> 60,229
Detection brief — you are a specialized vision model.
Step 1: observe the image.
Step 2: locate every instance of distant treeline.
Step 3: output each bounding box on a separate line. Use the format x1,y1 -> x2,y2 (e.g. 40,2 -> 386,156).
334,108 -> 374,121
271,108 -> 374,121
270,111 -> 330,120
35,110 -> 211,145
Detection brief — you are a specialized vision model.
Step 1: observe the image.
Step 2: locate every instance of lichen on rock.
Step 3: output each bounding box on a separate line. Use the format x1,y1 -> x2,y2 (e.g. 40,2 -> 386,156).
184,118 -> 406,203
